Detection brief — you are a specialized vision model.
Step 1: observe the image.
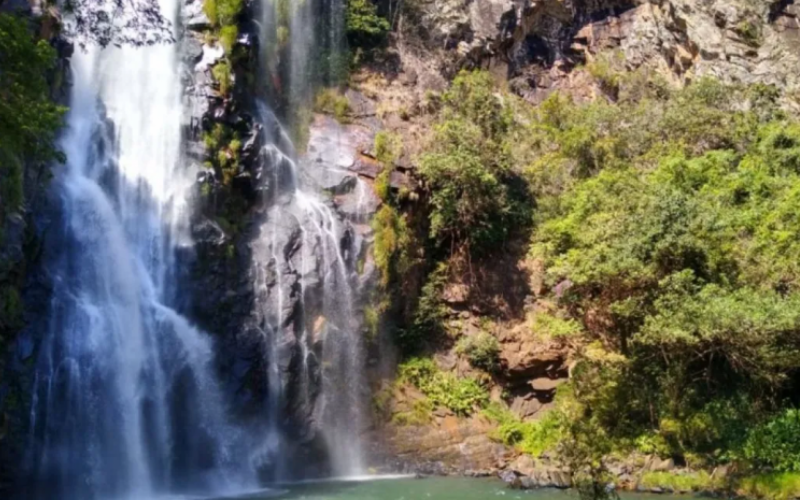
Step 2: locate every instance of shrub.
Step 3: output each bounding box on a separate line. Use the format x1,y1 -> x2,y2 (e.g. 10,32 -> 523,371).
219,24 -> 238,54
418,71 -> 531,257
346,0 -> 390,48
203,0 -> 243,27
744,409 -> 800,472
0,13 -> 65,222
212,61 -> 233,95
398,357 -> 489,416
484,403 -> 564,456
531,312 -> 583,339
456,331 -> 500,371
393,398 -> 434,426
639,471 -> 717,492
739,473 -> 800,500
314,88 -> 350,122
374,130 -> 402,165
372,204 -> 409,287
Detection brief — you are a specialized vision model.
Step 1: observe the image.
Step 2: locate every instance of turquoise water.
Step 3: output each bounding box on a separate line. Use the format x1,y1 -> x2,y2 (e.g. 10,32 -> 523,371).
213,477 -> 656,500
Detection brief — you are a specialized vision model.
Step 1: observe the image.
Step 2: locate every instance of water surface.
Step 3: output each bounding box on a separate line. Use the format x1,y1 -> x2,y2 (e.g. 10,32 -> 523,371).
214,477 -> 654,500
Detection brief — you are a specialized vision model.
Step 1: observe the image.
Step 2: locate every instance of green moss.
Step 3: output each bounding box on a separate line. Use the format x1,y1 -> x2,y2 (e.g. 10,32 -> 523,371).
371,204 -> 409,287
639,471 -> 718,492
0,285 -> 22,337
739,473 -> 800,500
219,24 -> 238,55
363,295 -> 390,341
531,312 -> 583,339
212,61 -> 233,96
375,130 -> 402,165
393,399 -> 434,426
314,88 -> 350,122
203,0 -> 243,28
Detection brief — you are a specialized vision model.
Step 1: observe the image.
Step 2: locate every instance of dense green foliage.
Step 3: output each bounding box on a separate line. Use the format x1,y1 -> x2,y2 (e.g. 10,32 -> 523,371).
0,14 -> 64,223
744,409 -> 800,472
452,71 -> 800,480
484,403 -> 563,456
398,357 -> 489,416
0,14 -> 62,353
389,65 -> 800,484
346,0 -> 390,48
203,0 -> 243,96
456,331 -> 500,371
419,71 -> 531,257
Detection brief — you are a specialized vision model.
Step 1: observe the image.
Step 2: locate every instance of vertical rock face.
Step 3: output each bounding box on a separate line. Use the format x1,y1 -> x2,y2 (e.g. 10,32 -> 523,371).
402,0 -> 800,104
181,0 -> 380,479
0,10 -> 72,493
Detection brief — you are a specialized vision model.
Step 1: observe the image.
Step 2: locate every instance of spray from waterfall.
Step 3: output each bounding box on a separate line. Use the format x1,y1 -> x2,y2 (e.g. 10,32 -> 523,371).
251,0 -> 369,479
25,1 -> 254,497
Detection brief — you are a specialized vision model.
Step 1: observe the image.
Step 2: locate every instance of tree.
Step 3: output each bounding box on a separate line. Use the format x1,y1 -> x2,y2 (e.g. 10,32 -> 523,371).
418,71 -> 530,257
346,0 -> 389,47
0,13 -> 65,216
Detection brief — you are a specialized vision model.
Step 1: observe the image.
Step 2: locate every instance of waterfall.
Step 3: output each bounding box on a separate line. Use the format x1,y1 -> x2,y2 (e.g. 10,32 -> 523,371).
25,1 -> 252,498
252,0 -> 368,479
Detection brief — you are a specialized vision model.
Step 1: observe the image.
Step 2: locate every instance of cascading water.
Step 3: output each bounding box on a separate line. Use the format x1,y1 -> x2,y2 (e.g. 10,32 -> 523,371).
251,0 -> 368,479
25,2 -> 252,498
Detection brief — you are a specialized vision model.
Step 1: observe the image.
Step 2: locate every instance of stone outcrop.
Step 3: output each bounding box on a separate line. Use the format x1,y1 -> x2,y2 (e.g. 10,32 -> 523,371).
377,414 -> 513,475
394,0 -> 800,106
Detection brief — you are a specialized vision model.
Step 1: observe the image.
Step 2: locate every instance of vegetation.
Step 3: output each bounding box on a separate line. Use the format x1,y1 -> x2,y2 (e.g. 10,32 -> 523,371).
314,88 -> 350,122
204,0 -> 243,96
484,403 -> 564,456
346,0 -> 390,48
203,0 -> 243,28
212,61 -> 233,96
398,357 -> 489,416
456,331 -> 500,371
739,473 -> 800,500
638,471 -> 718,492
0,13 -> 65,226
0,13 -> 63,355
418,71 -> 531,258
379,63 -> 800,492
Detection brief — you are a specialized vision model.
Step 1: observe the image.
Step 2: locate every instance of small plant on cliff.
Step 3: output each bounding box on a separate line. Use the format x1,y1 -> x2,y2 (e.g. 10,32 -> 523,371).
374,131 -> 402,201
484,403 -> 564,457
212,61 -> 233,95
203,0 -> 243,28
398,357 -> 489,416
219,24 -> 238,54
314,88 -> 350,122
372,205 -> 409,287
456,330 -> 500,371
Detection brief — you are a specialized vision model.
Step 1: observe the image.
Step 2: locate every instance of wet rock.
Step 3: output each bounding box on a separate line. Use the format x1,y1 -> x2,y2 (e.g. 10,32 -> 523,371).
184,0 -> 211,29
303,114 -> 376,175
501,470 -> 522,488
